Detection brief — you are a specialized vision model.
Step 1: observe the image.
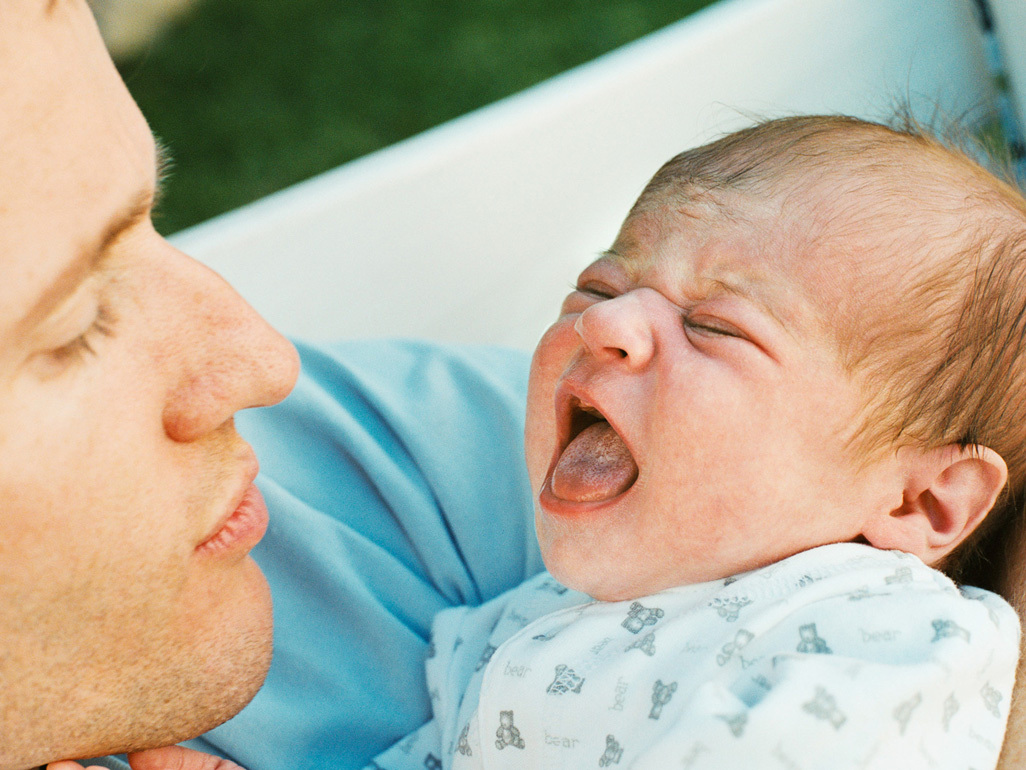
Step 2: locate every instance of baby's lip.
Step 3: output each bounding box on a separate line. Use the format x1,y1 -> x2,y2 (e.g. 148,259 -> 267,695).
554,382 -> 596,458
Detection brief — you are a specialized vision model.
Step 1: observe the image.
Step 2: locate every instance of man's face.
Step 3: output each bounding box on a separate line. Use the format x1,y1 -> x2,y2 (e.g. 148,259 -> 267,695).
0,2 -> 299,767
525,192 -> 904,601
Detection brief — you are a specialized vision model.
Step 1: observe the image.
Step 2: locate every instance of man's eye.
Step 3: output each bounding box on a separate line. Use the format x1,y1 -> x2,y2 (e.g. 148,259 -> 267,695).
50,304 -> 117,364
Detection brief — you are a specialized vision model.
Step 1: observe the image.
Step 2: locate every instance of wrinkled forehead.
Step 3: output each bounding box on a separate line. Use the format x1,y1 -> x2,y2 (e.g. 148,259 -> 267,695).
611,179 -> 934,345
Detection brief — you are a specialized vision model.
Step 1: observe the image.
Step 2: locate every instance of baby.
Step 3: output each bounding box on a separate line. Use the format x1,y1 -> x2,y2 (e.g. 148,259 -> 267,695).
369,115 -> 1025,770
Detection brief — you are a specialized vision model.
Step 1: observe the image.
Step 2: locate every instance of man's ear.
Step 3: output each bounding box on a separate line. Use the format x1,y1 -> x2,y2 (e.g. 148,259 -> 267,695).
861,444 -> 1008,565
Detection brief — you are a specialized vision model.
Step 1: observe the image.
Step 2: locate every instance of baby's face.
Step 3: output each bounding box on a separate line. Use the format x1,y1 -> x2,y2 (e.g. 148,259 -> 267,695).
525,195 -> 904,601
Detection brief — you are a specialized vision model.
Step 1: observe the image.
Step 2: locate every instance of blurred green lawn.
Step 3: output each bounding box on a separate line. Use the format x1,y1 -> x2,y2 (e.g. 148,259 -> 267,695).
117,0 -> 720,234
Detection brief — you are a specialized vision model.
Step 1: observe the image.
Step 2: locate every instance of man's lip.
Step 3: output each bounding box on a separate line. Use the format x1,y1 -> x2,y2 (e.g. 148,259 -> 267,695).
195,458 -> 267,555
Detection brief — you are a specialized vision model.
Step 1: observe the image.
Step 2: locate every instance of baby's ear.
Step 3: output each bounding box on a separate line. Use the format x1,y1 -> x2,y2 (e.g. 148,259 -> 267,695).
861,445 -> 1008,566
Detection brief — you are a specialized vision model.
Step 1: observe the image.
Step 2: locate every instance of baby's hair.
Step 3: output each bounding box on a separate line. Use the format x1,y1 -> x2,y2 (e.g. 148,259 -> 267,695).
630,115 -> 1026,585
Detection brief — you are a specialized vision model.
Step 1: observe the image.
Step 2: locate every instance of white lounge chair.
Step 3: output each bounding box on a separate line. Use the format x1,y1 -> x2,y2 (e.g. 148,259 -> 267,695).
173,0 -> 1012,350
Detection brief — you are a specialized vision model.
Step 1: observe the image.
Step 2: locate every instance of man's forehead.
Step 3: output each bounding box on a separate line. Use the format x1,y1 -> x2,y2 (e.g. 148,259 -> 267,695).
0,0 -> 152,200
5,0 -> 65,23
0,0 -> 158,337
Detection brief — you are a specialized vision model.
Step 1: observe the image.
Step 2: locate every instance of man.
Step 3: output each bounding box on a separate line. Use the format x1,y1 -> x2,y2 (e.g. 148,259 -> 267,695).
2,3 -> 537,768
1,2 -> 1023,770
0,0 -> 299,765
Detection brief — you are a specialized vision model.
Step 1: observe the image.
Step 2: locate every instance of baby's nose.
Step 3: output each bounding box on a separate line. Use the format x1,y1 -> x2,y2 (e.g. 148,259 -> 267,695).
575,289 -> 660,368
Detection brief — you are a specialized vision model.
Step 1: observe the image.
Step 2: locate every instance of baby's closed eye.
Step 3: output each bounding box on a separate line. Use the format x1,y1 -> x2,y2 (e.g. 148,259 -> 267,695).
682,312 -> 747,340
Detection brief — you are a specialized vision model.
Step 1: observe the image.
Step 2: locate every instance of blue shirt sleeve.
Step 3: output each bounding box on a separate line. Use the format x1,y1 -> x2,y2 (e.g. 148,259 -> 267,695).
183,339 -> 541,770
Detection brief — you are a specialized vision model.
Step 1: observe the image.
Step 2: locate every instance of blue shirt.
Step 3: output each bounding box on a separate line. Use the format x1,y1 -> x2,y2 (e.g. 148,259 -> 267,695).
183,340 -> 541,770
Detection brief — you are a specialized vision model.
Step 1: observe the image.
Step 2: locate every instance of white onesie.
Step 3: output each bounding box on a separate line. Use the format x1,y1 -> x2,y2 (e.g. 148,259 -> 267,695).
369,543 -> 1020,770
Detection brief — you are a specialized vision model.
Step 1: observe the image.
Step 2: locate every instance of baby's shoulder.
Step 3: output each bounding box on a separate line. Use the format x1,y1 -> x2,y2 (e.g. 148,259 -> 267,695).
715,543 -> 1020,659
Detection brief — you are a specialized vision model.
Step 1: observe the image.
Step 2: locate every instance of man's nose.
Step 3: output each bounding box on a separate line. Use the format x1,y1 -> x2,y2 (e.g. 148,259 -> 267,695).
157,246 -> 300,443
574,288 -> 665,369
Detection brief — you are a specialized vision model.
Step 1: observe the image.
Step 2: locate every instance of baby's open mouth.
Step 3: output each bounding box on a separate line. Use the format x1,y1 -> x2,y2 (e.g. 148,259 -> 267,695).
551,398 -> 639,502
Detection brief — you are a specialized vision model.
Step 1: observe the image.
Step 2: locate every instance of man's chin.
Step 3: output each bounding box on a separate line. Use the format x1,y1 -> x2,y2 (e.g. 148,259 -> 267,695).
178,565 -> 275,739
96,566 -> 274,760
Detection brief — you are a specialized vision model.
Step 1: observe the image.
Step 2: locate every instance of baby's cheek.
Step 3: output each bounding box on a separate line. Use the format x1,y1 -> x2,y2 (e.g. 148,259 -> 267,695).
525,321 -> 576,481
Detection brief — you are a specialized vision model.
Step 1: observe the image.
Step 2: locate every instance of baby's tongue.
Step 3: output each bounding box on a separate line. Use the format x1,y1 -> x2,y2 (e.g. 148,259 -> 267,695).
551,422 -> 638,502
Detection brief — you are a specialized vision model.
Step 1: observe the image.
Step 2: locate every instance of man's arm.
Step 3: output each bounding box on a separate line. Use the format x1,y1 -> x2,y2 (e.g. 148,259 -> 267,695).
998,656 -> 1026,768
50,747 -> 242,770
997,523 -> 1026,769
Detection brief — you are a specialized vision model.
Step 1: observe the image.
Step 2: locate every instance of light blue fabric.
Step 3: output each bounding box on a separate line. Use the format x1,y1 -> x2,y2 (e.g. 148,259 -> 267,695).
182,339 -> 541,770
79,756 -> 130,770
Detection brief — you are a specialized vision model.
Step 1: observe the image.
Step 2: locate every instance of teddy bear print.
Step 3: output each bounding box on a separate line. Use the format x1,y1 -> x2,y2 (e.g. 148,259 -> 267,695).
717,711 -> 748,738
622,602 -> 665,634
546,664 -> 585,694
802,687 -> 846,729
796,623 -> 832,654
495,710 -> 525,750
537,578 -> 570,595
423,754 -> 442,770
709,597 -> 753,622
893,692 -> 922,735
475,644 -> 497,671
942,694 -> 960,731
885,567 -> 913,585
981,682 -> 1004,718
598,734 -> 623,766
716,629 -> 755,666
625,631 -> 656,656
931,619 -> 971,643
649,679 -> 677,719
847,586 -> 871,602
457,721 -> 473,756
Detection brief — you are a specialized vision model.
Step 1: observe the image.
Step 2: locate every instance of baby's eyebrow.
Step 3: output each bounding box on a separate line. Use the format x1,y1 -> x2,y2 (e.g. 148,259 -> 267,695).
706,276 -> 791,333
599,246 -> 791,332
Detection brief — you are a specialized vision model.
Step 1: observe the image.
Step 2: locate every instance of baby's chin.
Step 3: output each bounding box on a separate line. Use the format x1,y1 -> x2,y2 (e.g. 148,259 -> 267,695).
540,550 -> 672,603
539,538 -> 762,602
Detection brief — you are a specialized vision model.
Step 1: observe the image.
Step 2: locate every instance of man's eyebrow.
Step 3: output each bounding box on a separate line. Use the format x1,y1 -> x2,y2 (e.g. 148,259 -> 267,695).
18,190 -> 150,331
18,141 -> 169,332
153,138 -> 173,210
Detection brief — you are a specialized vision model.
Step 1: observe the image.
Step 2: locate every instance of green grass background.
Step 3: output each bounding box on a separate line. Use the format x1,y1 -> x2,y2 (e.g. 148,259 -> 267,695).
117,0 -> 720,235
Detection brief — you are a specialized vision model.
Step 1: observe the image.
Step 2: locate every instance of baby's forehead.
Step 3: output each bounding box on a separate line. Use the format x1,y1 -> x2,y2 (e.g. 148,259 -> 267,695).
613,180 -> 948,347
644,160 -> 960,270
616,185 -> 848,283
